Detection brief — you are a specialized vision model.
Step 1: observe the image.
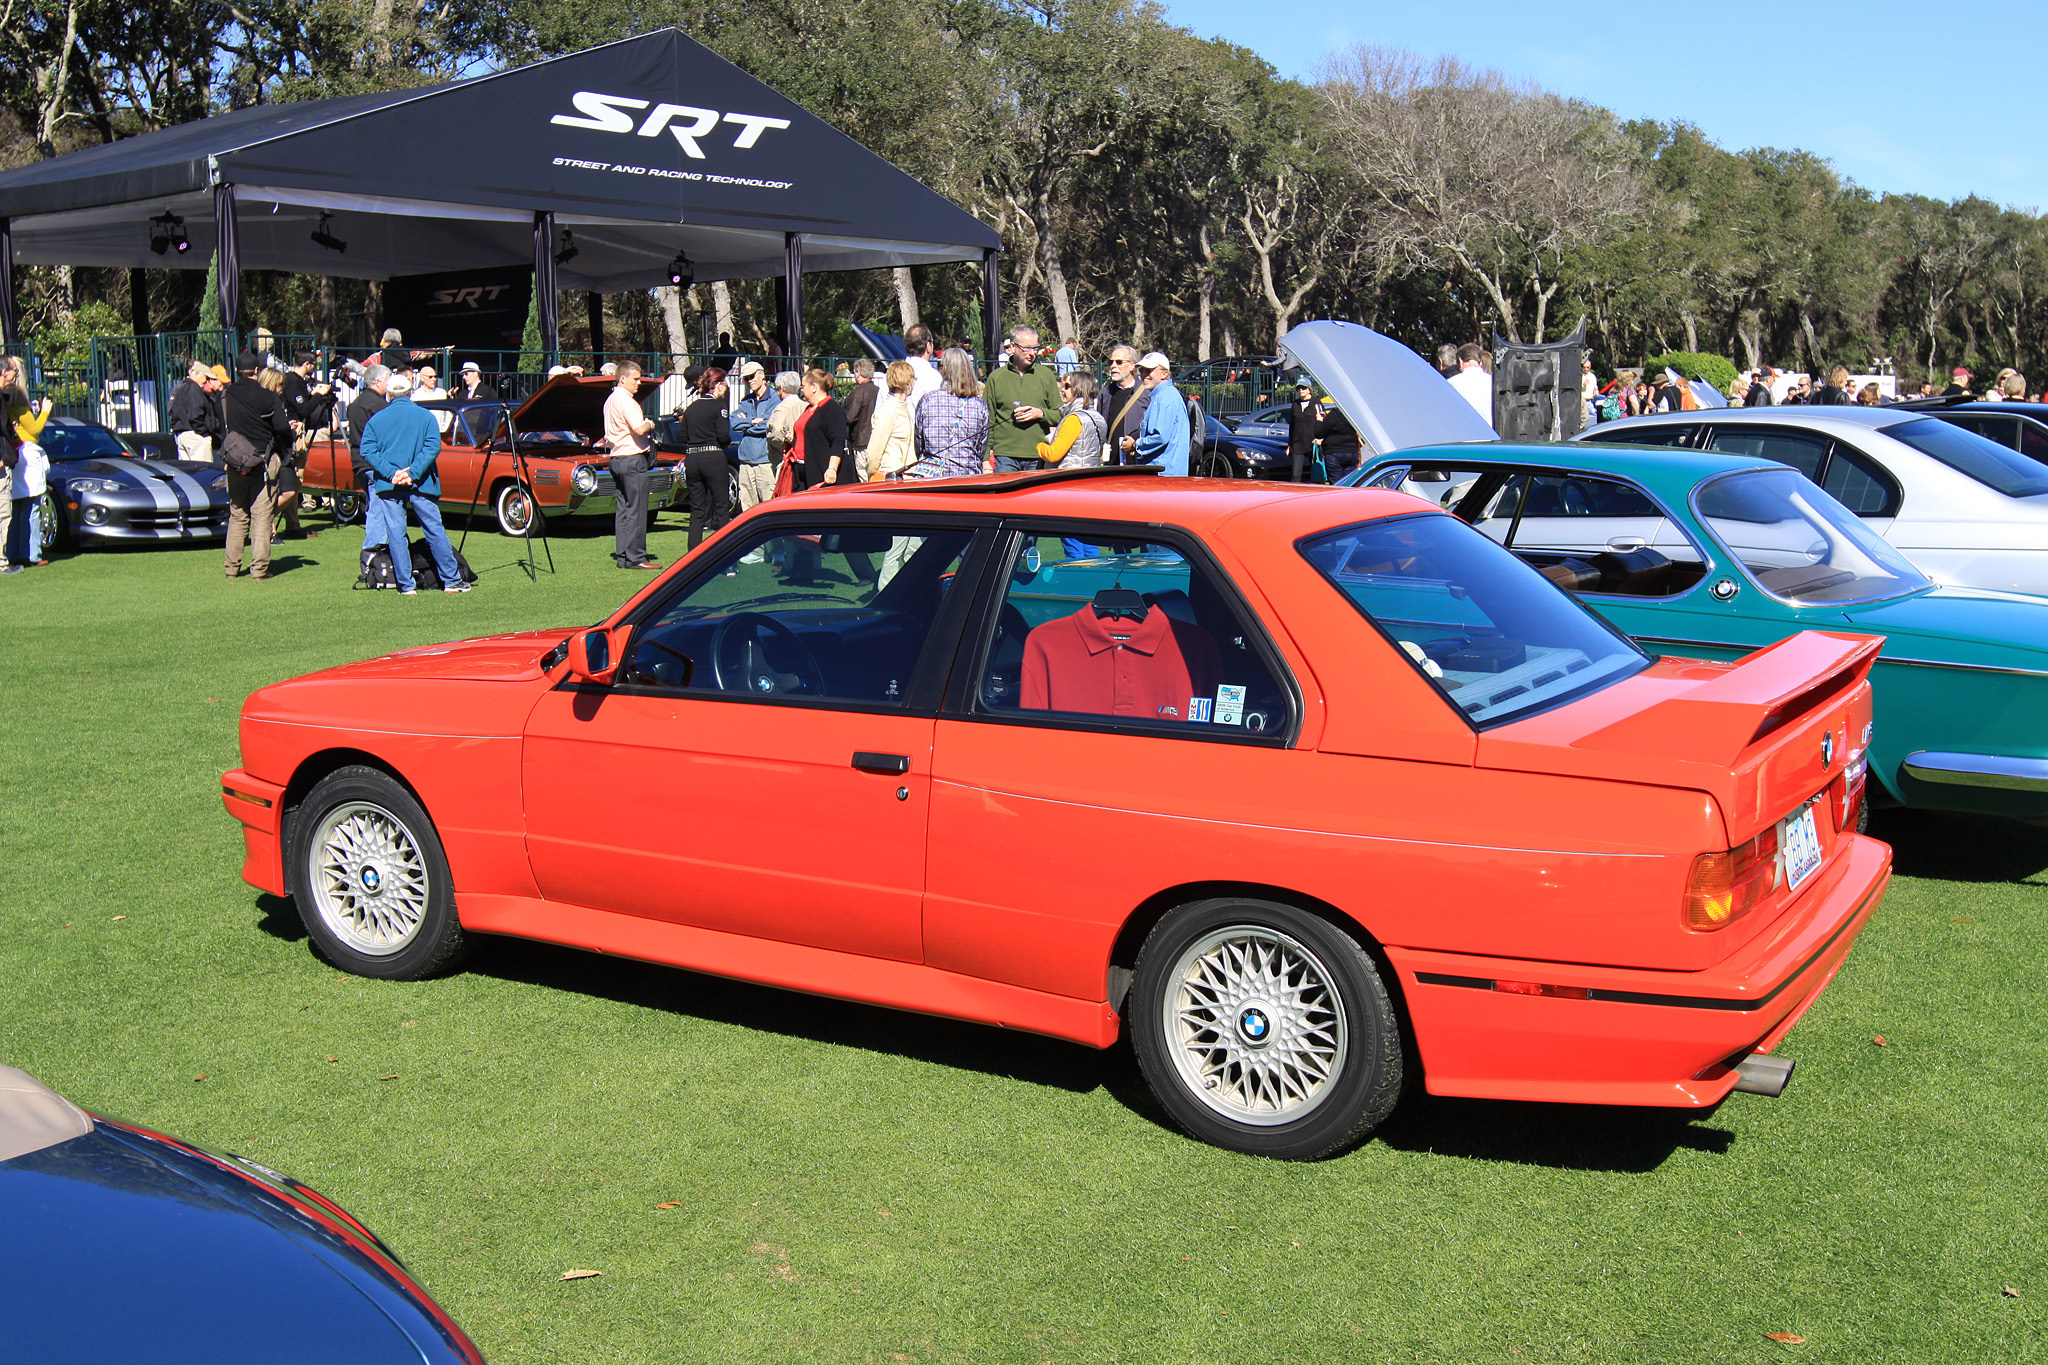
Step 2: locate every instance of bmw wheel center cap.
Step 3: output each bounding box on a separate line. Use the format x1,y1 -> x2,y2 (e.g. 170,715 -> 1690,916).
359,864 -> 384,896
1238,1006 -> 1273,1047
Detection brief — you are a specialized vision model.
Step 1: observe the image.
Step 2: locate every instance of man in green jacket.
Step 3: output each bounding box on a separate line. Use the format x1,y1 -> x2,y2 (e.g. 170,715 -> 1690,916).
983,326 -> 1062,473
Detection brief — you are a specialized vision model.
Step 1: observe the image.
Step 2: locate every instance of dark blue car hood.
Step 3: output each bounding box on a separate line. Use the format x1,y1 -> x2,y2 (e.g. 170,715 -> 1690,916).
0,1120 -> 476,1363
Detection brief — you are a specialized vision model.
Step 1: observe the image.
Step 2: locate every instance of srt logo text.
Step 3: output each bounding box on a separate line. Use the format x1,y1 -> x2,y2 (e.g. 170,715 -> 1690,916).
430,286 -> 511,308
552,92 -> 792,160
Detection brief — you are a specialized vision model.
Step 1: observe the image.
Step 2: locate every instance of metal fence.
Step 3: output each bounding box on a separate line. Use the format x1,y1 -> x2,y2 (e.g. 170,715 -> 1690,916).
27,329 -> 317,431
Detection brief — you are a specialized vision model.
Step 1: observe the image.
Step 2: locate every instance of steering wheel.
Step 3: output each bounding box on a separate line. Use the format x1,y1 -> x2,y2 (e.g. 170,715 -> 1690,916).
710,612 -> 826,696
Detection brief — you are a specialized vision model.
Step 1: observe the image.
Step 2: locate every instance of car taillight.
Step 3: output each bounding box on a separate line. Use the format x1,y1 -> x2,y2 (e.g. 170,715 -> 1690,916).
1684,824 -> 1780,931
1830,756 -> 1868,832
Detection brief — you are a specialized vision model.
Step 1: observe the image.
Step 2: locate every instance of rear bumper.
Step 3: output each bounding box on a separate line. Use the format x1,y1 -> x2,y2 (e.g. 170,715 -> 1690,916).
1385,833 -> 1892,1107
1903,750 -> 2048,792
221,769 -> 289,897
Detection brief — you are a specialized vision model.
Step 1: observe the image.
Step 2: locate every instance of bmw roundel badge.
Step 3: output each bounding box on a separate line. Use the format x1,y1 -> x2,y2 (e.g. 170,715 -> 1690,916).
1822,732 -> 1835,767
1240,1008 -> 1270,1043
1710,577 -> 1739,601
360,865 -> 381,893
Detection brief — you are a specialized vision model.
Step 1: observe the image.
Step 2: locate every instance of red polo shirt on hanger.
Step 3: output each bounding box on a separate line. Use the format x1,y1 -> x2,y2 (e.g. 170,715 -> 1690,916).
1020,602 -> 1223,722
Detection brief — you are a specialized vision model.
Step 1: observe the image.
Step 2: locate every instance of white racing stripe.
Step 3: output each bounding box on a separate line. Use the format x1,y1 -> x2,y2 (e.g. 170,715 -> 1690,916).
161,465 -> 221,527
130,461 -> 184,537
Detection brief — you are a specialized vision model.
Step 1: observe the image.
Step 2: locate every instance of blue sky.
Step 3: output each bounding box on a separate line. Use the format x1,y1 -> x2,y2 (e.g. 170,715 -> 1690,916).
1159,0 -> 2042,212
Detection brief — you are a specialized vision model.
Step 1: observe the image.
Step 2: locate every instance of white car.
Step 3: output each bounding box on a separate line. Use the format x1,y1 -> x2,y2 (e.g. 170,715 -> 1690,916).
1577,405 -> 2048,597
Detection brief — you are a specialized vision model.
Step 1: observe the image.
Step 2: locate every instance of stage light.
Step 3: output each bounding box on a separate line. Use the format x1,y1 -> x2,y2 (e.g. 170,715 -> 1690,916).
149,212 -> 187,257
310,212 -> 347,254
667,251 -> 694,288
554,231 -> 579,266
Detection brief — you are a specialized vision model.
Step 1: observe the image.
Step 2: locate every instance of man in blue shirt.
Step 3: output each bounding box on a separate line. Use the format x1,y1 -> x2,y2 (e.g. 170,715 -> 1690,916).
1129,351 -> 1191,477
729,361 -> 779,516
360,372 -> 467,595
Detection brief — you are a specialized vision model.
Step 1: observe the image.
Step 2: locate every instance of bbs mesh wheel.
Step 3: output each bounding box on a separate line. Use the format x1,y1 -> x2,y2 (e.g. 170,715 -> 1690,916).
290,766 -> 469,980
1130,897 -> 1401,1160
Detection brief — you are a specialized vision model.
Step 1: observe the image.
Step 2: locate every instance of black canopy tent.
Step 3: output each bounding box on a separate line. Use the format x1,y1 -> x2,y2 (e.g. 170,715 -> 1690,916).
0,28 -> 1002,359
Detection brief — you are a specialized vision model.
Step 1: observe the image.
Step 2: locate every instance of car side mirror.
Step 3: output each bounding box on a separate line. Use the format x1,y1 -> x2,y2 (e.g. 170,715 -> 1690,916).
565,628 -> 619,686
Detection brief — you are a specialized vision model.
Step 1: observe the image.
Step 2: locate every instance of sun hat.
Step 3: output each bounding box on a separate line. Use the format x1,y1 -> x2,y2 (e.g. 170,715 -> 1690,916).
1138,351 -> 1171,371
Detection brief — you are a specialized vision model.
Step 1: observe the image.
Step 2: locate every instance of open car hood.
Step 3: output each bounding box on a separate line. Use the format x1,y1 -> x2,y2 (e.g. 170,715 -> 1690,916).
508,375 -> 657,437
1279,320 -> 1497,456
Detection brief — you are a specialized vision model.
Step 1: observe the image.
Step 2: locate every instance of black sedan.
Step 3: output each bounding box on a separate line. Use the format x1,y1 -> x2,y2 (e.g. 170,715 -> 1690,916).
0,1064 -> 484,1362
40,416 -> 231,549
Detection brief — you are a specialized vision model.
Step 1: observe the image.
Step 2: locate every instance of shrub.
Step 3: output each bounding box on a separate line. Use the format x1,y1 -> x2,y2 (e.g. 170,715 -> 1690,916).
1642,351 -> 1739,396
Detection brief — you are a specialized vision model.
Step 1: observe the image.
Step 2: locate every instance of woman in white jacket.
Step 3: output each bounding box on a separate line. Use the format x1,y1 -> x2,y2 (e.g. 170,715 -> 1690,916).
859,361 -> 918,483
7,424 -> 49,567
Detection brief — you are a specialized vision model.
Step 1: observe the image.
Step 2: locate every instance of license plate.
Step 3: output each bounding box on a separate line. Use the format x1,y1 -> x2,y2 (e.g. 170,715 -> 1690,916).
1782,803 -> 1823,893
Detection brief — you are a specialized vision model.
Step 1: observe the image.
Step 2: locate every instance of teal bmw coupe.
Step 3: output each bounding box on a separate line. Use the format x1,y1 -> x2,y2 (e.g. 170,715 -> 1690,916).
1343,444 -> 2048,822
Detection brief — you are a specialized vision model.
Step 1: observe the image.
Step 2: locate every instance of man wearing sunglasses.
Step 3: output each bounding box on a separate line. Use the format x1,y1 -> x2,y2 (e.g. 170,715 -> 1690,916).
984,326 -> 1062,473
1096,345 -> 1150,467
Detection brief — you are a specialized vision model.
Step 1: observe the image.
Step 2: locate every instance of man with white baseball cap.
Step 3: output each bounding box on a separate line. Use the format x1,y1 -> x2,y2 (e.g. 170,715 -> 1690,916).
1125,351 -> 1191,476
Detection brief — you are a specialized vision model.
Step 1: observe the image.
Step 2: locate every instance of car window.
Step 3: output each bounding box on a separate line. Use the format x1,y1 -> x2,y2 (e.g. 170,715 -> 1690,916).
1489,473 -> 1709,599
1702,427 -> 1827,480
1945,414 -> 2019,450
973,532 -> 1294,739
624,524 -> 976,705
1693,468 -> 1929,605
39,424 -> 131,460
1581,423 -> 1695,448
1300,513 -> 1649,729
2021,421 -> 2048,466
1887,417 -> 2048,498
1818,442 -> 1900,516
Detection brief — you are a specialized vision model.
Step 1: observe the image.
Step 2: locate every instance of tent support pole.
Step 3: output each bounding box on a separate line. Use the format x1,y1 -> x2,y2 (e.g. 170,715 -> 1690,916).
586,291 -> 604,359
214,183 -> 240,336
129,268 -> 150,336
782,232 -> 803,362
532,211 -> 559,365
0,217 -> 17,348
981,248 -> 1000,368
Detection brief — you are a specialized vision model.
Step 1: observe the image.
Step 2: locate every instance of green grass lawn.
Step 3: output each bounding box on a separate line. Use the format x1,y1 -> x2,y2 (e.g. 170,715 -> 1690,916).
2,505 -> 2043,1363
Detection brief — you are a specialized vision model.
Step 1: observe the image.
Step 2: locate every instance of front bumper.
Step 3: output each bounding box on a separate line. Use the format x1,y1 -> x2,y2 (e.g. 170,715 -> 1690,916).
1385,832 -> 1892,1107
222,769 -> 289,897
68,494 -> 230,541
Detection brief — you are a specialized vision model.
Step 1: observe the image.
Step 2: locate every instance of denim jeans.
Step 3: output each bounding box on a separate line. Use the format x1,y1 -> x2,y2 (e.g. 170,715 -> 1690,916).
375,489 -> 461,591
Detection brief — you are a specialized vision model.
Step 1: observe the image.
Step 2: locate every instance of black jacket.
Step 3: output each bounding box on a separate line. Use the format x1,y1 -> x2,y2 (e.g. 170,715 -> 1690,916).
346,390 -> 391,475
799,398 -> 850,487
1098,379 -> 1150,461
843,381 -> 878,454
281,370 -> 334,429
222,377 -> 292,453
168,378 -> 220,437
1287,398 -> 1323,457
452,381 -> 499,405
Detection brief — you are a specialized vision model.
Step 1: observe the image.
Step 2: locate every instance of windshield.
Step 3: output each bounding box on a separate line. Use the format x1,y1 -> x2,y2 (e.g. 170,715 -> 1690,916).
1889,417 -> 2048,498
1300,513 -> 1649,728
40,424 -> 131,460
1692,468 -> 1929,604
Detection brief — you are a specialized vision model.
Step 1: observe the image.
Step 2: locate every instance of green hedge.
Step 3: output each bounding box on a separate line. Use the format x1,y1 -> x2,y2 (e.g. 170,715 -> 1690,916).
1642,351 -> 1739,397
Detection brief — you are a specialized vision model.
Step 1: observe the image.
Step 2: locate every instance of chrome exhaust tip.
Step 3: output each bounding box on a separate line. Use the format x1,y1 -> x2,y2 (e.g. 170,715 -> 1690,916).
1733,1052 -> 1795,1097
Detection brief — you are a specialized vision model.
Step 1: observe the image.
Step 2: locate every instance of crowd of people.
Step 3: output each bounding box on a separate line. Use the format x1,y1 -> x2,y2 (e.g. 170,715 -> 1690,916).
640,324 -> 1199,574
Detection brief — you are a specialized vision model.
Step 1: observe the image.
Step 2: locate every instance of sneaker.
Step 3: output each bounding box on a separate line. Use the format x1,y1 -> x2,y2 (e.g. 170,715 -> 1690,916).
399,588 -> 417,596
0,564 -> 21,576
739,551 -> 765,564
444,580 -> 472,593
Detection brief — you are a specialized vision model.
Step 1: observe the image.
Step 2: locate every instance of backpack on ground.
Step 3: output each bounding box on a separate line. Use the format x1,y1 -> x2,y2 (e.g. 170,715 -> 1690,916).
355,546 -> 400,590
408,541 -> 477,591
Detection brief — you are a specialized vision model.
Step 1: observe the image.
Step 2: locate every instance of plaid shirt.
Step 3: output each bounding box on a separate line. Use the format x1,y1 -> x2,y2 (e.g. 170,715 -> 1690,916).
908,390 -> 991,480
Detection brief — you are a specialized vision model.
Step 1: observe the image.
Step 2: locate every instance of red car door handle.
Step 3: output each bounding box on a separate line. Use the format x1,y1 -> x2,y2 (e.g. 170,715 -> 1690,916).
851,752 -> 911,775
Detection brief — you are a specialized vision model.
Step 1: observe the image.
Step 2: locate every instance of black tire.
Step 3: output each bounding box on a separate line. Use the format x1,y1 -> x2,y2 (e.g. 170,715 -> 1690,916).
494,481 -> 540,537
1194,446 -> 1239,479
43,491 -> 75,553
1130,897 -> 1401,1160
289,766 -> 469,980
